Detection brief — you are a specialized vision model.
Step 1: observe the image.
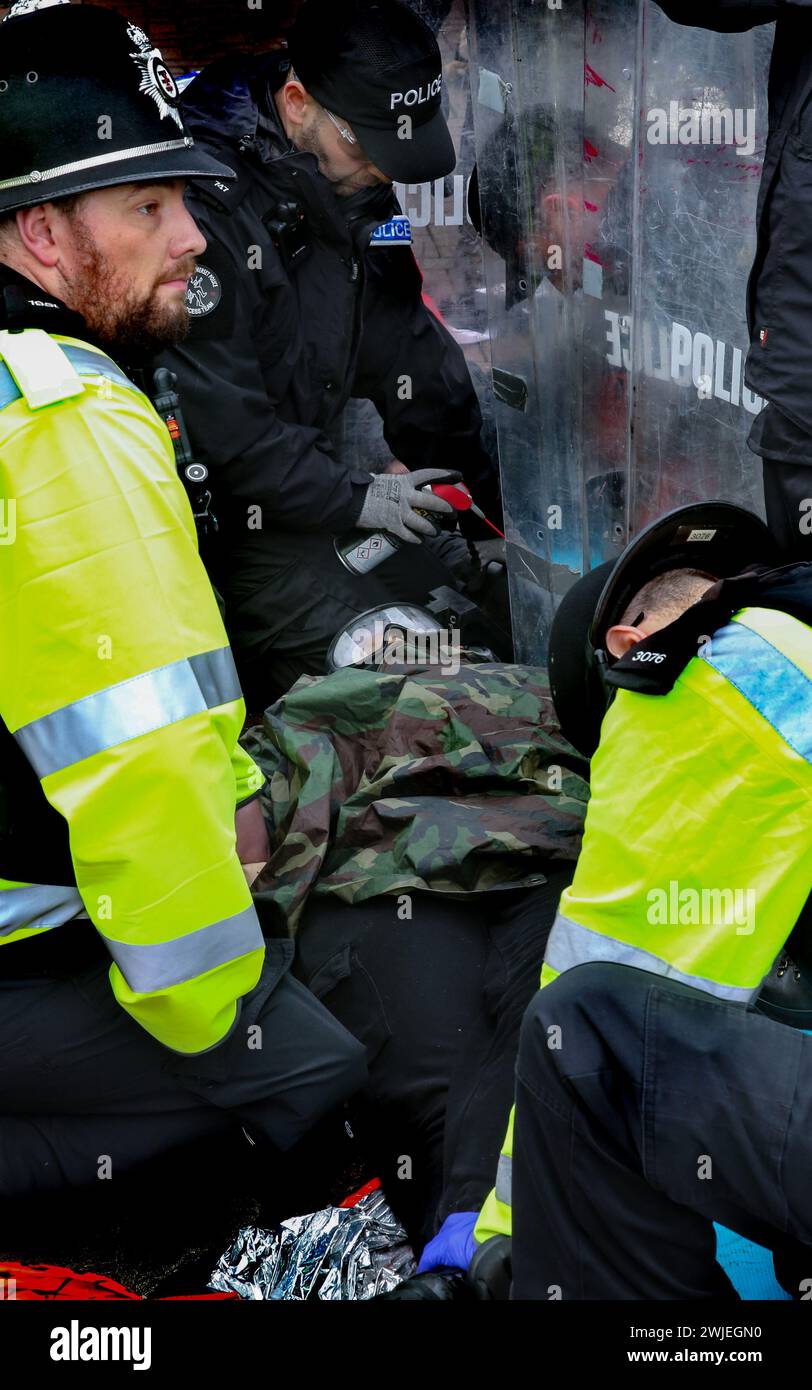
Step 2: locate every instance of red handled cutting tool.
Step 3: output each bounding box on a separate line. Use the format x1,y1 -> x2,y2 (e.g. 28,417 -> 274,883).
429,481 -> 506,539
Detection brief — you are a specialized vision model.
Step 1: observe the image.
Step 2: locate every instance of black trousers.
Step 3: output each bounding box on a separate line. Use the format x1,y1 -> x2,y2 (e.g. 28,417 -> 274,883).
511,962 -> 812,1300
294,871 -> 573,1251
0,933 -> 367,1196
215,526 -> 465,709
762,459 -> 812,560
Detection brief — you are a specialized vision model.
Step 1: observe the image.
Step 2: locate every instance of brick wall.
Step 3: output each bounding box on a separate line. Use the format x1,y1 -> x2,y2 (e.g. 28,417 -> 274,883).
0,0 -> 303,74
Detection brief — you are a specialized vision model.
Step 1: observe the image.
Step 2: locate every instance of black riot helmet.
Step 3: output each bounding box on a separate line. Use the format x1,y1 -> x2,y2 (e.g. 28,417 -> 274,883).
548,501 -> 779,758
0,1 -> 234,214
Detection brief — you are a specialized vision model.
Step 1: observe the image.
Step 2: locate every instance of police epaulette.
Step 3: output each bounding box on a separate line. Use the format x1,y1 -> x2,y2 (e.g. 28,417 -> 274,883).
190,163 -> 250,216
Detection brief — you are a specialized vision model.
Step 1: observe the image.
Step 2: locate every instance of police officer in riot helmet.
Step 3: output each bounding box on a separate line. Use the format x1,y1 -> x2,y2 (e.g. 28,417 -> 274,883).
499,504 -> 812,1300
385,503 -> 812,1300
157,0 -> 502,707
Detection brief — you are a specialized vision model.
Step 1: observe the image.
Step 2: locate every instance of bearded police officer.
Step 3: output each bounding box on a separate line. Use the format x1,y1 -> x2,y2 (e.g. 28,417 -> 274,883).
0,1 -> 365,1199
158,0 -> 501,706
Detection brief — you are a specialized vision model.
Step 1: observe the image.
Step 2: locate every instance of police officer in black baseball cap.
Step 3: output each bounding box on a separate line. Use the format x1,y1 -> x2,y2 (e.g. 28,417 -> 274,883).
157,0 -> 501,707
286,0 -> 455,184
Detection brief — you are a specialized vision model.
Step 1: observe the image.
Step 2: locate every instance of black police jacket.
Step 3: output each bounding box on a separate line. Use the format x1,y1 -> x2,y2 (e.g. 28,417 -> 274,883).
654,2 -> 812,436
157,53 -> 497,539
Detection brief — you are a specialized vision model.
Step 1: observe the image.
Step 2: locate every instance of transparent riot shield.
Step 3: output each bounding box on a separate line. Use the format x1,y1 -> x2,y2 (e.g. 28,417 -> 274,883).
468,0 -> 773,662
626,4 -> 773,528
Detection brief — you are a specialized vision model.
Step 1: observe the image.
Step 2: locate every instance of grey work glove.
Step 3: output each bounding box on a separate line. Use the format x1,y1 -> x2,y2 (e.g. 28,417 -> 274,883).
356,468 -> 460,544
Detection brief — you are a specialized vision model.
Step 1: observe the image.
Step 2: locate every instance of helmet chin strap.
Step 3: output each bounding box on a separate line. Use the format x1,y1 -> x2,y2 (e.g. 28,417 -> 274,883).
593,645 -> 615,707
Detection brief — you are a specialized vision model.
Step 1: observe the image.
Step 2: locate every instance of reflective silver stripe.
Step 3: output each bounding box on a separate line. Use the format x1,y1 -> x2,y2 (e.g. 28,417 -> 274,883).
0,882 -> 85,936
701,620 -> 812,766
60,346 -> 136,395
545,911 -> 754,1004
14,646 -> 242,779
0,139 -> 194,192
104,903 -> 263,994
189,648 -> 242,712
495,1153 -> 512,1207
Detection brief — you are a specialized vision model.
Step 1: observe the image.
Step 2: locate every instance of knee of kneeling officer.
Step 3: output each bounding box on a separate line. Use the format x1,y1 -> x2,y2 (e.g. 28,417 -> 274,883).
518,962 -> 651,1075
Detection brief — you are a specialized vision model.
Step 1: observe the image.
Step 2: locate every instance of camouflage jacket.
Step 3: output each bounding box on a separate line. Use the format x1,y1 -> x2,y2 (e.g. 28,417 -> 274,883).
242,664 -> 590,932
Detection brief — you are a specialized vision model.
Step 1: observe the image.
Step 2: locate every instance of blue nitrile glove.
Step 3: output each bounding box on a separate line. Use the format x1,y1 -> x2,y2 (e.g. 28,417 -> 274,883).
417,1212 -> 478,1273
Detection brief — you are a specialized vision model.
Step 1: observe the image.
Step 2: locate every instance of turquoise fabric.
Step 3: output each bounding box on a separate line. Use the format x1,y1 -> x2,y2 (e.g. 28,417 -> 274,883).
715,1226 -> 792,1300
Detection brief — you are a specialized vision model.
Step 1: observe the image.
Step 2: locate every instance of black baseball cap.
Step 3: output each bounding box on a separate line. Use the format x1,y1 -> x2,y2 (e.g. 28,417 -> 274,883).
286,0 -> 456,183
548,501 -> 779,757
0,2 -> 234,215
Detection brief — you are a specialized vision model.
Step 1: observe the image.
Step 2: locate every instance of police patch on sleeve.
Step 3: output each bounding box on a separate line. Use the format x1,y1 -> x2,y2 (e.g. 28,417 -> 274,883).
186,266 -> 222,318
370,214 -> 412,248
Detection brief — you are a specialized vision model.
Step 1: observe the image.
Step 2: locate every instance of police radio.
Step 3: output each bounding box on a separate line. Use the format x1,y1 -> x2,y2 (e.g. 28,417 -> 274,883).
151,368 -> 218,541
263,199 -> 311,274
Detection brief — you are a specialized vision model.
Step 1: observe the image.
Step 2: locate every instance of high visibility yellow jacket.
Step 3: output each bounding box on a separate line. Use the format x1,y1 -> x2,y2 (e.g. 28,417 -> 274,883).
475,603 -> 812,1245
0,328 -> 266,1054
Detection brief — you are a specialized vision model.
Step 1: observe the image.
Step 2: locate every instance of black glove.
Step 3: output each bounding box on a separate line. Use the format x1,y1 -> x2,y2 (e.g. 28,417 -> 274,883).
467,1235 -> 512,1300
374,1269 -> 474,1300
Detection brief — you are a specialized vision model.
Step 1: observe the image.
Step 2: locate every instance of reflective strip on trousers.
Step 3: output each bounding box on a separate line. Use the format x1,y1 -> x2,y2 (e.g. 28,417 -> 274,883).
701,621 -> 812,767
495,1153 -> 512,1208
14,647 -> 243,779
0,882 -> 85,936
104,903 -> 264,993
544,912 -> 755,1004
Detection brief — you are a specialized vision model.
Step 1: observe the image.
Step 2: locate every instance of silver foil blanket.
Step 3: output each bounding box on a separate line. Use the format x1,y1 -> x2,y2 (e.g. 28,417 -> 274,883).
209,1189 -> 416,1301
